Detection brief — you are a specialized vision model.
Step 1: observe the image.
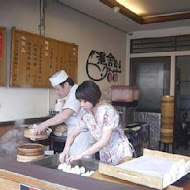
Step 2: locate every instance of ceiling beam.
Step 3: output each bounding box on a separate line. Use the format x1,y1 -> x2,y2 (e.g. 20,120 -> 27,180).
100,0 -> 190,24
100,0 -> 144,24
143,12 -> 190,24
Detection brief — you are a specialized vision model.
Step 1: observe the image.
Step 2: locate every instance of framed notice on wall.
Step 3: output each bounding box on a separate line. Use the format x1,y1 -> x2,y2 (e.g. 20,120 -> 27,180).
0,26 -> 6,86
10,28 -> 78,88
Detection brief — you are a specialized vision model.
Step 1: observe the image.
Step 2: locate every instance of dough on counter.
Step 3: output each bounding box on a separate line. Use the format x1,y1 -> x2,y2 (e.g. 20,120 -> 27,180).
74,165 -> 81,175
70,168 -> 76,174
57,163 -> 71,172
58,163 -> 63,170
80,166 -> 85,174
81,170 -> 95,177
57,163 -> 94,176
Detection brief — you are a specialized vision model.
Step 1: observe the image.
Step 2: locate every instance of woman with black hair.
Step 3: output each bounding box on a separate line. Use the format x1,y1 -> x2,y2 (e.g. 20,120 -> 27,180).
59,80 -> 134,165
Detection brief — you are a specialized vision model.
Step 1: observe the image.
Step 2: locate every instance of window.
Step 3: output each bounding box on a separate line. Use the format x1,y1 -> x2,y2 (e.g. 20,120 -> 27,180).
131,35 -> 190,53
130,57 -> 170,112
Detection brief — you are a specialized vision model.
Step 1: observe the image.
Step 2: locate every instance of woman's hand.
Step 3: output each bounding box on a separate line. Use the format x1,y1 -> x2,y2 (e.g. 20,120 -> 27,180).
59,151 -> 69,163
67,154 -> 82,165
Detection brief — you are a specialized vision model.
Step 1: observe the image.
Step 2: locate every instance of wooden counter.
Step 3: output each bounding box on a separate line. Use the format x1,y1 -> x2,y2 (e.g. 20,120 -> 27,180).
0,157 -> 142,190
0,155 -> 190,190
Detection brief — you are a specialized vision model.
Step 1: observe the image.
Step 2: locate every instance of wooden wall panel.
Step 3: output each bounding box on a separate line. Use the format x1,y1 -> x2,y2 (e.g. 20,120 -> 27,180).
10,28 -> 78,88
0,26 -> 6,86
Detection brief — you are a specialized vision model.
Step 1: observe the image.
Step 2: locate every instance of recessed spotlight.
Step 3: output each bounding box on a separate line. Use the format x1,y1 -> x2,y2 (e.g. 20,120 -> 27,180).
113,7 -> 120,13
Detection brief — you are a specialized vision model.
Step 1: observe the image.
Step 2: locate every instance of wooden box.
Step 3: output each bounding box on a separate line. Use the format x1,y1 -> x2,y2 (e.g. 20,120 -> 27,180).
98,149 -> 190,190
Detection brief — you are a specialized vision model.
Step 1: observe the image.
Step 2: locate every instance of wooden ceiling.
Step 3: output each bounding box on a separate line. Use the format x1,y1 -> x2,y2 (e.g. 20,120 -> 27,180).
58,0 -> 190,32
100,0 -> 190,24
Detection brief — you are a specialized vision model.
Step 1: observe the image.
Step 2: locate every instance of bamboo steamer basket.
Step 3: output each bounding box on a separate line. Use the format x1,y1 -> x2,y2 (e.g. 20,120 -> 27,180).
160,129 -> 174,143
161,118 -> 174,128
53,124 -> 67,137
24,125 -> 52,141
161,96 -> 174,143
17,143 -> 45,162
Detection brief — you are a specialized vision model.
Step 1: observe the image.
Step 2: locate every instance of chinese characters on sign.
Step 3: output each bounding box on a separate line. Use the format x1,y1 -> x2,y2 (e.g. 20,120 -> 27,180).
11,28 -> 78,87
86,50 -> 121,82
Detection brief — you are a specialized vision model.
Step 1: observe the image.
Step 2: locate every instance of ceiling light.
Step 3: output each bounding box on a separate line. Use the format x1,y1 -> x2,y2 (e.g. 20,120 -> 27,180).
113,7 -> 120,13
116,0 -> 146,15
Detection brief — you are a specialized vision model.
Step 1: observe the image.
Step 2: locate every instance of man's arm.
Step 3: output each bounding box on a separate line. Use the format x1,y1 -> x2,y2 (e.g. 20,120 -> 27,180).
35,108 -> 75,135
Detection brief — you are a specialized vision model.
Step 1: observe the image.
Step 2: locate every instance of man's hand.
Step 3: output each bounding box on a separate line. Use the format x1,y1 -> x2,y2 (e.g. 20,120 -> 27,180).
34,123 -> 47,135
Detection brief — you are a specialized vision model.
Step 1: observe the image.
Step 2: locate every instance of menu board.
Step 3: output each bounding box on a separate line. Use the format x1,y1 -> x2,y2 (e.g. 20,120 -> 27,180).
0,26 -> 6,86
10,28 -> 78,88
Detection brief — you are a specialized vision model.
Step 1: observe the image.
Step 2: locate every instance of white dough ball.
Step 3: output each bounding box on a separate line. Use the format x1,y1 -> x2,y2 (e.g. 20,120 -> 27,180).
76,170 -> 81,175
82,170 -> 90,177
85,171 -> 91,177
74,166 -> 80,175
163,173 -> 172,187
62,163 -> 68,171
62,167 -> 67,172
177,165 -> 186,179
179,165 -> 186,174
185,162 -> 190,173
81,170 -> 94,177
186,161 -> 190,169
178,159 -> 186,165
170,163 -> 179,173
58,164 -> 63,170
67,164 -> 71,170
89,171 -> 95,176
81,172 -> 88,177
175,159 -> 186,178
169,171 -> 177,182
80,166 -> 85,174
74,165 -> 80,170
70,168 -> 75,174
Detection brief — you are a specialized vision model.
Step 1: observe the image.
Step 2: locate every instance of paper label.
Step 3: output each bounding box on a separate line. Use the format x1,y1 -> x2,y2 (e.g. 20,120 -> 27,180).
20,184 -> 42,190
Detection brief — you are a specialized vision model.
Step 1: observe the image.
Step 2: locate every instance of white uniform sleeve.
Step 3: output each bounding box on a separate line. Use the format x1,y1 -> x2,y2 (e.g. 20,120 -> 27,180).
62,85 -> 80,114
63,97 -> 80,114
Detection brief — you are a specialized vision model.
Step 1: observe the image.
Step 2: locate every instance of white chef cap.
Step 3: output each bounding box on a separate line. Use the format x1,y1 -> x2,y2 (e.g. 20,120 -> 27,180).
49,70 -> 69,86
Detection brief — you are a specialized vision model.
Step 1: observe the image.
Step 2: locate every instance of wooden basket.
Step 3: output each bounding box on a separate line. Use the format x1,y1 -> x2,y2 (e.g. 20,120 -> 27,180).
17,143 -> 45,162
24,125 -> 51,140
161,96 -> 174,143
53,124 -> 67,136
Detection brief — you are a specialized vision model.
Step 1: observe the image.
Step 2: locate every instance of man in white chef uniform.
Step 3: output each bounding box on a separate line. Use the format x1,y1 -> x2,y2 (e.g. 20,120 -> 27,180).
35,70 -> 92,156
